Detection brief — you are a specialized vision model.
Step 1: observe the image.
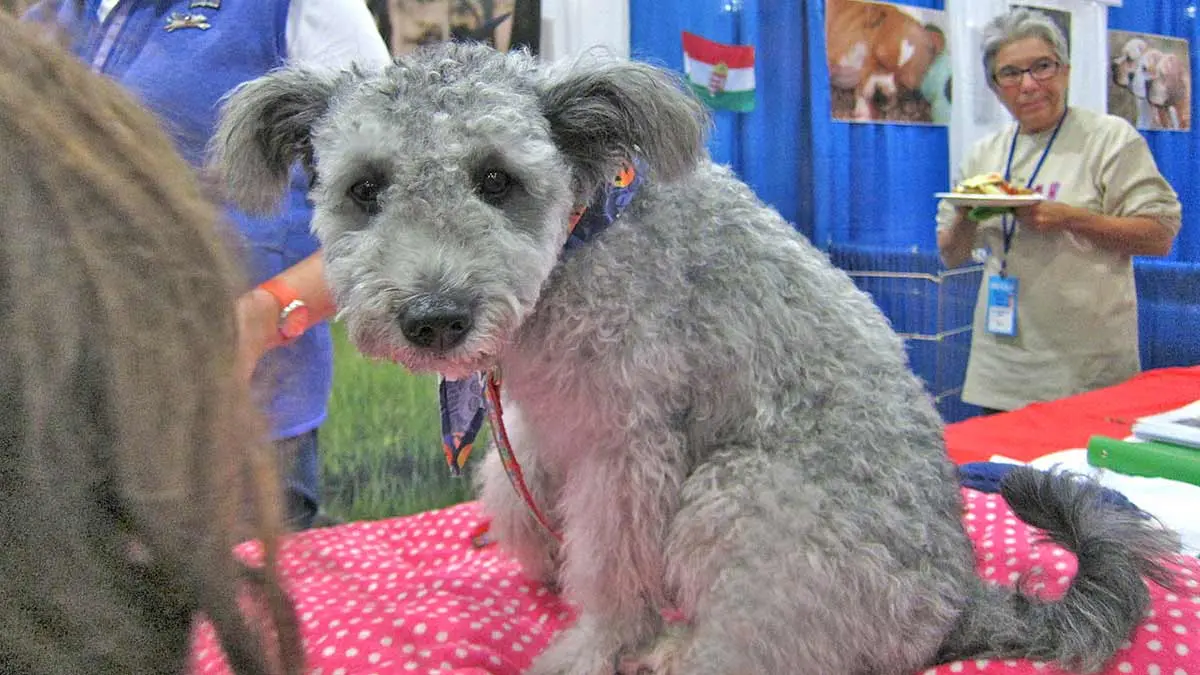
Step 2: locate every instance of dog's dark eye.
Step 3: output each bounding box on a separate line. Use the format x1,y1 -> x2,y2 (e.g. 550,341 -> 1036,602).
477,169 -> 513,203
348,177 -> 385,214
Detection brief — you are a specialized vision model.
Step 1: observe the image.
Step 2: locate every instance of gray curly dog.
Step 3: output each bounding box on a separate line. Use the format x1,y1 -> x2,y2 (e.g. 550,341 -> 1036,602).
211,42 -> 1179,675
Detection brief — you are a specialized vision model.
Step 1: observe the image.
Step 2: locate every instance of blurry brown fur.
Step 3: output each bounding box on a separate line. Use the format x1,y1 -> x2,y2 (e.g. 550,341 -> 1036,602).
0,0 -> 36,15
0,11 -> 301,675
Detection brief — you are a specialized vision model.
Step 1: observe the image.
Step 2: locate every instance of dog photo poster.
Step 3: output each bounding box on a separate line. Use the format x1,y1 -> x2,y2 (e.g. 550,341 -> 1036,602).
825,0 -> 952,126
374,0 -> 541,57
1109,30 -> 1192,132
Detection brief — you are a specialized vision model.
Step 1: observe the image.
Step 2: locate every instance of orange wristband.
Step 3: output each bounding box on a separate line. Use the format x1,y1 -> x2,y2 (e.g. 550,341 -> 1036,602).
257,278 -> 309,342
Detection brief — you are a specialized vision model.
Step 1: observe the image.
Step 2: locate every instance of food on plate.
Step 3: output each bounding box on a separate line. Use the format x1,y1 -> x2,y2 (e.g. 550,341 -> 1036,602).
952,172 -> 1036,196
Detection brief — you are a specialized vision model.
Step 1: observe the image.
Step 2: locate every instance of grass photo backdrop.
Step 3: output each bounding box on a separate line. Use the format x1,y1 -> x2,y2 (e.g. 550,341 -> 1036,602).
321,322 -> 480,522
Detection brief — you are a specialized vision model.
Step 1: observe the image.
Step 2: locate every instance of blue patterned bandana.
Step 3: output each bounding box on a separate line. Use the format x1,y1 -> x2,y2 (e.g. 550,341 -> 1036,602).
439,159 -> 647,481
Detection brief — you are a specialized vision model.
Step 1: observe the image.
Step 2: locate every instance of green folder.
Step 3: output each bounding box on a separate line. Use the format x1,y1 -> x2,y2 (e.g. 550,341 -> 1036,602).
1086,435 -> 1200,487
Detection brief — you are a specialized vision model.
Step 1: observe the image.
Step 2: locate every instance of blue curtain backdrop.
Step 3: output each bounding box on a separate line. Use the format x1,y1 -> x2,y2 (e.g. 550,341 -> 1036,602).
630,0 -> 1199,263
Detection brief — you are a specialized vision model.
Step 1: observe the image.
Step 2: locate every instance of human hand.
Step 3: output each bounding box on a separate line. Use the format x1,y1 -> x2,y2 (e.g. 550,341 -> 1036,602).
1012,201 -> 1086,233
235,287 -> 281,383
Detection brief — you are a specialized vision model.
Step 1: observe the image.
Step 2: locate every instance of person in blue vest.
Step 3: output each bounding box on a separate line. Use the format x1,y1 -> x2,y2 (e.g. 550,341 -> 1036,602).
27,0 -> 392,529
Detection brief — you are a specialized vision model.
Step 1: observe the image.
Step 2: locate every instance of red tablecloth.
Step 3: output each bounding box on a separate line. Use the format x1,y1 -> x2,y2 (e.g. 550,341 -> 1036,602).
191,497 -> 1200,675
946,366 -> 1200,464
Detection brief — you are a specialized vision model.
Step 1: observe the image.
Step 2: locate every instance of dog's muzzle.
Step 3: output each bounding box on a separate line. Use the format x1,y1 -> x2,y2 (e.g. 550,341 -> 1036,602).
399,294 -> 474,351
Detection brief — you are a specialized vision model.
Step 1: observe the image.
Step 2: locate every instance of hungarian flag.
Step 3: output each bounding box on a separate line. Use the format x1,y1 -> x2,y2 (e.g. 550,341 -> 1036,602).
682,31 -> 756,112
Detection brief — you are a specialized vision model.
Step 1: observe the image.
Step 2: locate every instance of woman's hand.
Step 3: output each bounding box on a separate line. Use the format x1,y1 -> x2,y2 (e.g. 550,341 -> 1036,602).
1012,201 -> 1087,233
235,287 -> 281,383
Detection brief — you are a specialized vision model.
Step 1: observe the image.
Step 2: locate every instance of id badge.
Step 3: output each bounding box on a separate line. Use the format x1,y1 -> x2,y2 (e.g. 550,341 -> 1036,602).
985,275 -> 1018,336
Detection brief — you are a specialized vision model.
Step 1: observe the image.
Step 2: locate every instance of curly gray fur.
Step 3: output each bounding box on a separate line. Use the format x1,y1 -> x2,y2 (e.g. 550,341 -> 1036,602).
209,66 -> 347,214
211,42 -> 1181,674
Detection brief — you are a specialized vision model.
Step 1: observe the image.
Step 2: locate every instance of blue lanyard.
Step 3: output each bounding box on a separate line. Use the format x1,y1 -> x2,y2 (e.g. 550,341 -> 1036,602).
999,108 -> 1068,276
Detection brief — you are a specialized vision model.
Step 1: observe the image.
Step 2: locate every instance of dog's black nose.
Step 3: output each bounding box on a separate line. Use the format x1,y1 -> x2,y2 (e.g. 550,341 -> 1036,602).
399,295 -> 474,350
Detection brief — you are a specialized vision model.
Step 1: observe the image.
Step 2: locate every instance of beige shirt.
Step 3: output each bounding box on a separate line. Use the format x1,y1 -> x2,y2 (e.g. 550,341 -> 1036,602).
936,107 -> 1181,411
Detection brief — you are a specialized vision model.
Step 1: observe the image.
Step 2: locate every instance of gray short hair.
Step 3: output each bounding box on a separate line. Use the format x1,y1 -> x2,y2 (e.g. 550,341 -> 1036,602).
981,8 -> 1070,87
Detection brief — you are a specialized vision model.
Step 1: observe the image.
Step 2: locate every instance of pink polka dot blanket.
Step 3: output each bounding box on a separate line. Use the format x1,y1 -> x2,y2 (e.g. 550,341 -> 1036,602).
190,489 -> 1200,675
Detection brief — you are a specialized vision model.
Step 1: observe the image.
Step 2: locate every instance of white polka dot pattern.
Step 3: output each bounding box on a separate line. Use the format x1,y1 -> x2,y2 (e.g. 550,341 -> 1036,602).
189,504 -> 571,674
190,491 -> 1200,674
929,490 -> 1200,675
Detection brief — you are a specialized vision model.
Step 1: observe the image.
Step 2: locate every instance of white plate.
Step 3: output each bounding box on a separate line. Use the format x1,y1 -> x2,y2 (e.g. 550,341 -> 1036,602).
934,192 -> 1044,208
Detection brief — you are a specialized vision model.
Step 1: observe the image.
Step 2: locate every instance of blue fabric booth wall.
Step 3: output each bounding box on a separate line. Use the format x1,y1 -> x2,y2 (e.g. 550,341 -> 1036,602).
632,0 -> 947,250
1136,260 -> 1200,368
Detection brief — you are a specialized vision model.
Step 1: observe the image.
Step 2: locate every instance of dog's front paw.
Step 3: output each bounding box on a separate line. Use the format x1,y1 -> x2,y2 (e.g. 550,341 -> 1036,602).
527,623 -> 620,675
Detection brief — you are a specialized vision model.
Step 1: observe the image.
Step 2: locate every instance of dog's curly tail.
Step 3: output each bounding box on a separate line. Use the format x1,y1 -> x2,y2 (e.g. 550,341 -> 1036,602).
936,466 -> 1180,673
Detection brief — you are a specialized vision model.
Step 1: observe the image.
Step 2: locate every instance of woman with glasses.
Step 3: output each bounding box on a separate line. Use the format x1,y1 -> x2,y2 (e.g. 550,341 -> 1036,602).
935,7 -> 1181,415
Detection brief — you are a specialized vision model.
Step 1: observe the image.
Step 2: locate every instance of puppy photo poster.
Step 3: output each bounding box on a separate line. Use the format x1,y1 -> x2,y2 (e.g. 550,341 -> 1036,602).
1109,30 -> 1192,132
825,0 -> 952,126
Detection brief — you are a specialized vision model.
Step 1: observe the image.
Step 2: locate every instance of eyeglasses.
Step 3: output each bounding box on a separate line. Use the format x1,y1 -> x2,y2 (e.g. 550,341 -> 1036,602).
993,58 -> 1062,87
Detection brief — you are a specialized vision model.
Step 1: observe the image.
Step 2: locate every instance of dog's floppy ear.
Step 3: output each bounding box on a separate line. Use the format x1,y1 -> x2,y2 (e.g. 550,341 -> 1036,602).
208,67 -> 341,214
538,55 -> 710,193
